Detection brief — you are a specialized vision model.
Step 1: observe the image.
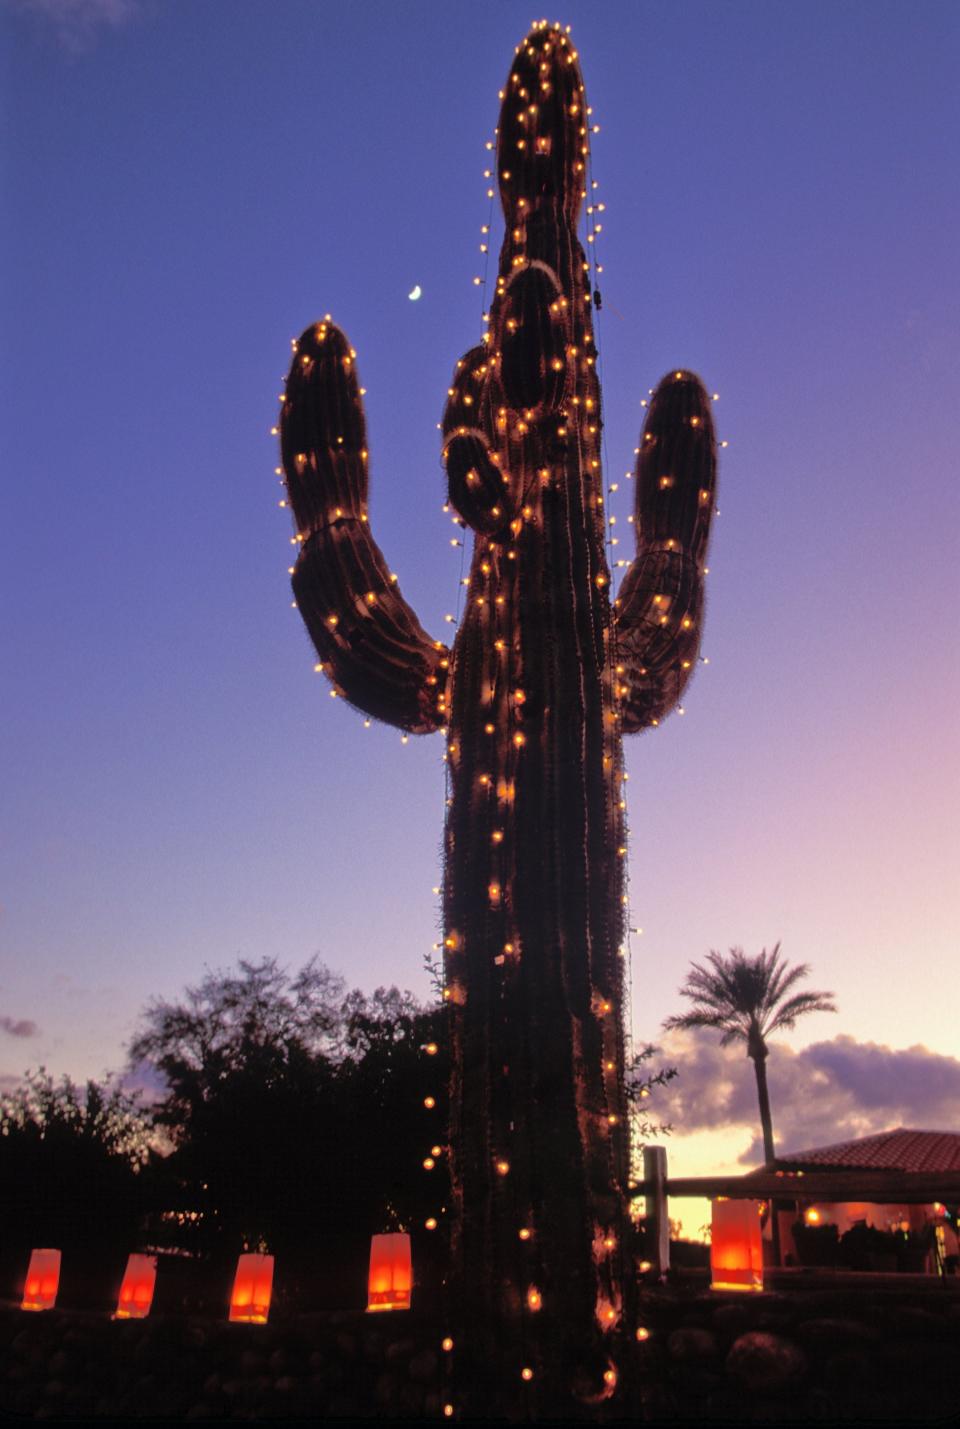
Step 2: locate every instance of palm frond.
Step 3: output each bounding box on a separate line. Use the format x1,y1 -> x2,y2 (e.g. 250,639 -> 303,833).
664,944 -> 836,1048
663,1008 -> 745,1040
767,990 -> 837,1033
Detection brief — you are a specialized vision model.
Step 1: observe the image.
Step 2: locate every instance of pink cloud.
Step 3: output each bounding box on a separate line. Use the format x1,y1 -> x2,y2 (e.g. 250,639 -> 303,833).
656,1030 -> 960,1165
0,1016 -> 39,1038
6,0 -> 139,51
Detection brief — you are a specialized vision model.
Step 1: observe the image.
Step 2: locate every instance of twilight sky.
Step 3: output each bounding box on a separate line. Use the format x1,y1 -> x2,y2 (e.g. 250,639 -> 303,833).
2,0 -> 958,1199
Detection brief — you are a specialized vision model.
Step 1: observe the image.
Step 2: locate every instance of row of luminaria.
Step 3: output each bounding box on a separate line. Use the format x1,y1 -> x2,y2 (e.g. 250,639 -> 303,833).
17,1233 -> 414,1322
17,1209 -> 765,1324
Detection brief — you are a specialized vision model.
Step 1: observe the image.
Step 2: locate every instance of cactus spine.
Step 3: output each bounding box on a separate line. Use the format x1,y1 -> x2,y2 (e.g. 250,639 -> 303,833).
280,21 -> 716,1416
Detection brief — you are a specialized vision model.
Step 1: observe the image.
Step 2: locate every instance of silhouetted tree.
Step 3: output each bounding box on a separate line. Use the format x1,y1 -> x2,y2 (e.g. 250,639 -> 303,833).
663,944 -> 836,1163
126,958 -> 446,1306
0,1069 -> 155,1303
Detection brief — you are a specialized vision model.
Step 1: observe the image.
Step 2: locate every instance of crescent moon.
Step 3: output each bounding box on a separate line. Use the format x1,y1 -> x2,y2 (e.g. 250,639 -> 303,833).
408,284 -> 422,301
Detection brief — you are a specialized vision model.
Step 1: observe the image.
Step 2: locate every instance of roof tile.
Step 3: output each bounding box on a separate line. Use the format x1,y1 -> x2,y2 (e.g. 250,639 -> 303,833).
778,1128 -> 960,1174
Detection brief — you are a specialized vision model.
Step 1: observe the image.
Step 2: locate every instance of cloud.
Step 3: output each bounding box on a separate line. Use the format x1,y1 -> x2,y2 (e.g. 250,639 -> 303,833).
0,1016 -> 39,1039
654,1030 -> 960,1166
5,0 -> 139,51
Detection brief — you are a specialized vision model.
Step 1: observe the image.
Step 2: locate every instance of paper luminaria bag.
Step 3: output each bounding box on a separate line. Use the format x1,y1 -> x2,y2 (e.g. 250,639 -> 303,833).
710,1199 -> 764,1292
115,1253 -> 158,1319
21,1249 -> 61,1311
229,1252 -> 274,1324
367,1233 -> 412,1312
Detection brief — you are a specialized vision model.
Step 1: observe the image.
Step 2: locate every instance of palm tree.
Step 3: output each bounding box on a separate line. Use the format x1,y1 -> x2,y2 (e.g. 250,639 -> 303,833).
663,943 -> 836,1165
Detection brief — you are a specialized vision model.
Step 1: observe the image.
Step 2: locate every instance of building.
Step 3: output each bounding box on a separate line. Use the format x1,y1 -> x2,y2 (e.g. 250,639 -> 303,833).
759,1127 -> 960,1272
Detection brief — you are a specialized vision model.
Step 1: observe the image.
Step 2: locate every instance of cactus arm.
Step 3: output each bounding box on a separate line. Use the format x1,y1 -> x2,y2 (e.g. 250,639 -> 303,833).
442,345 -> 521,535
281,319 -> 449,734
614,370 -> 717,732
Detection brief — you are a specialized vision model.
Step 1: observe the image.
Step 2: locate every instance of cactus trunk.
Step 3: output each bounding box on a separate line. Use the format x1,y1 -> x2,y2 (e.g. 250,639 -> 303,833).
279,19 -> 716,1418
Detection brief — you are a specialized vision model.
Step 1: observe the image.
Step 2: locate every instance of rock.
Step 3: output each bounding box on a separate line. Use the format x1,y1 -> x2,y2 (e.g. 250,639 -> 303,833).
890,1305 -> 949,1338
712,1303 -> 753,1339
726,1331 -> 807,1394
308,1371 -> 329,1404
334,1330 -> 358,1359
323,1357 -> 346,1389
362,1328 -> 385,1360
795,1317 -> 880,1350
821,1350 -> 872,1395
385,1336 -> 417,1364
407,1347 -> 439,1383
397,1381 -> 426,1416
10,1329 -> 37,1356
878,1337 -> 940,1386
239,1346 -> 265,1375
670,1365 -> 724,1398
755,1310 -> 794,1336
327,1390 -> 360,1417
374,1370 -> 401,1407
667,1327 -> 719,1362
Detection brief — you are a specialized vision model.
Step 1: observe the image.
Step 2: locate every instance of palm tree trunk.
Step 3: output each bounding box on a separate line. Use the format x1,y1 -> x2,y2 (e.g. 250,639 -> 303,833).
749,1047 -> 781,1266
750,1050 -> 776,1165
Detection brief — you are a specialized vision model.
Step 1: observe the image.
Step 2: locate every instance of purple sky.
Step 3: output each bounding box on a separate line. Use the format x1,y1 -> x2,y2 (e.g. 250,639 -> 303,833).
2,0 -> 958,1194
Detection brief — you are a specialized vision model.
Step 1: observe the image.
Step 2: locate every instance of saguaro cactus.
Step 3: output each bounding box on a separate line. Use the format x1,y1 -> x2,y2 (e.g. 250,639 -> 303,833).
279,21 -> 716,1416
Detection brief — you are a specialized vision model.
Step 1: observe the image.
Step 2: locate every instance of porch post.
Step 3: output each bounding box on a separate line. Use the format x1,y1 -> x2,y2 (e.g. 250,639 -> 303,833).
643,1145 -> 670,1279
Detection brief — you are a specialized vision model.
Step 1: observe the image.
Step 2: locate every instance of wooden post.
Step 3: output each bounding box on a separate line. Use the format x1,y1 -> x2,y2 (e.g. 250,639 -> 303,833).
643,1145 -> 670,1279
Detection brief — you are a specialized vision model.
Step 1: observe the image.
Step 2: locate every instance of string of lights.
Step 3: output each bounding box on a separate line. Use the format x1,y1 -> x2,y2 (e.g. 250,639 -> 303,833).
275,17 -> 718,1416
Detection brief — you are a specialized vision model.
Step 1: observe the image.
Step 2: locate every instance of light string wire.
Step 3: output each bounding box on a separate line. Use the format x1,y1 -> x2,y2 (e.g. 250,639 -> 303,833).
477,117 -> 537,1402
585,122 -> 639,1182
434,122 -> 499,1419
586,123 -> 726,1211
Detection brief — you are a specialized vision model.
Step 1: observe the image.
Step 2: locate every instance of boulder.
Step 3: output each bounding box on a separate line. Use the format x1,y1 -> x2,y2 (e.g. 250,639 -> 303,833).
408,1347 -> 439,1383
726,1331 -> 807,1394
795,1316 -> 880,1350
667,1327 -> 719,1363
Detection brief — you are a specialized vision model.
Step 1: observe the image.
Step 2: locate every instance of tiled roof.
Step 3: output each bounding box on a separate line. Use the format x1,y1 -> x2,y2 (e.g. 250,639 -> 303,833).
776,1128 -> 960,1174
